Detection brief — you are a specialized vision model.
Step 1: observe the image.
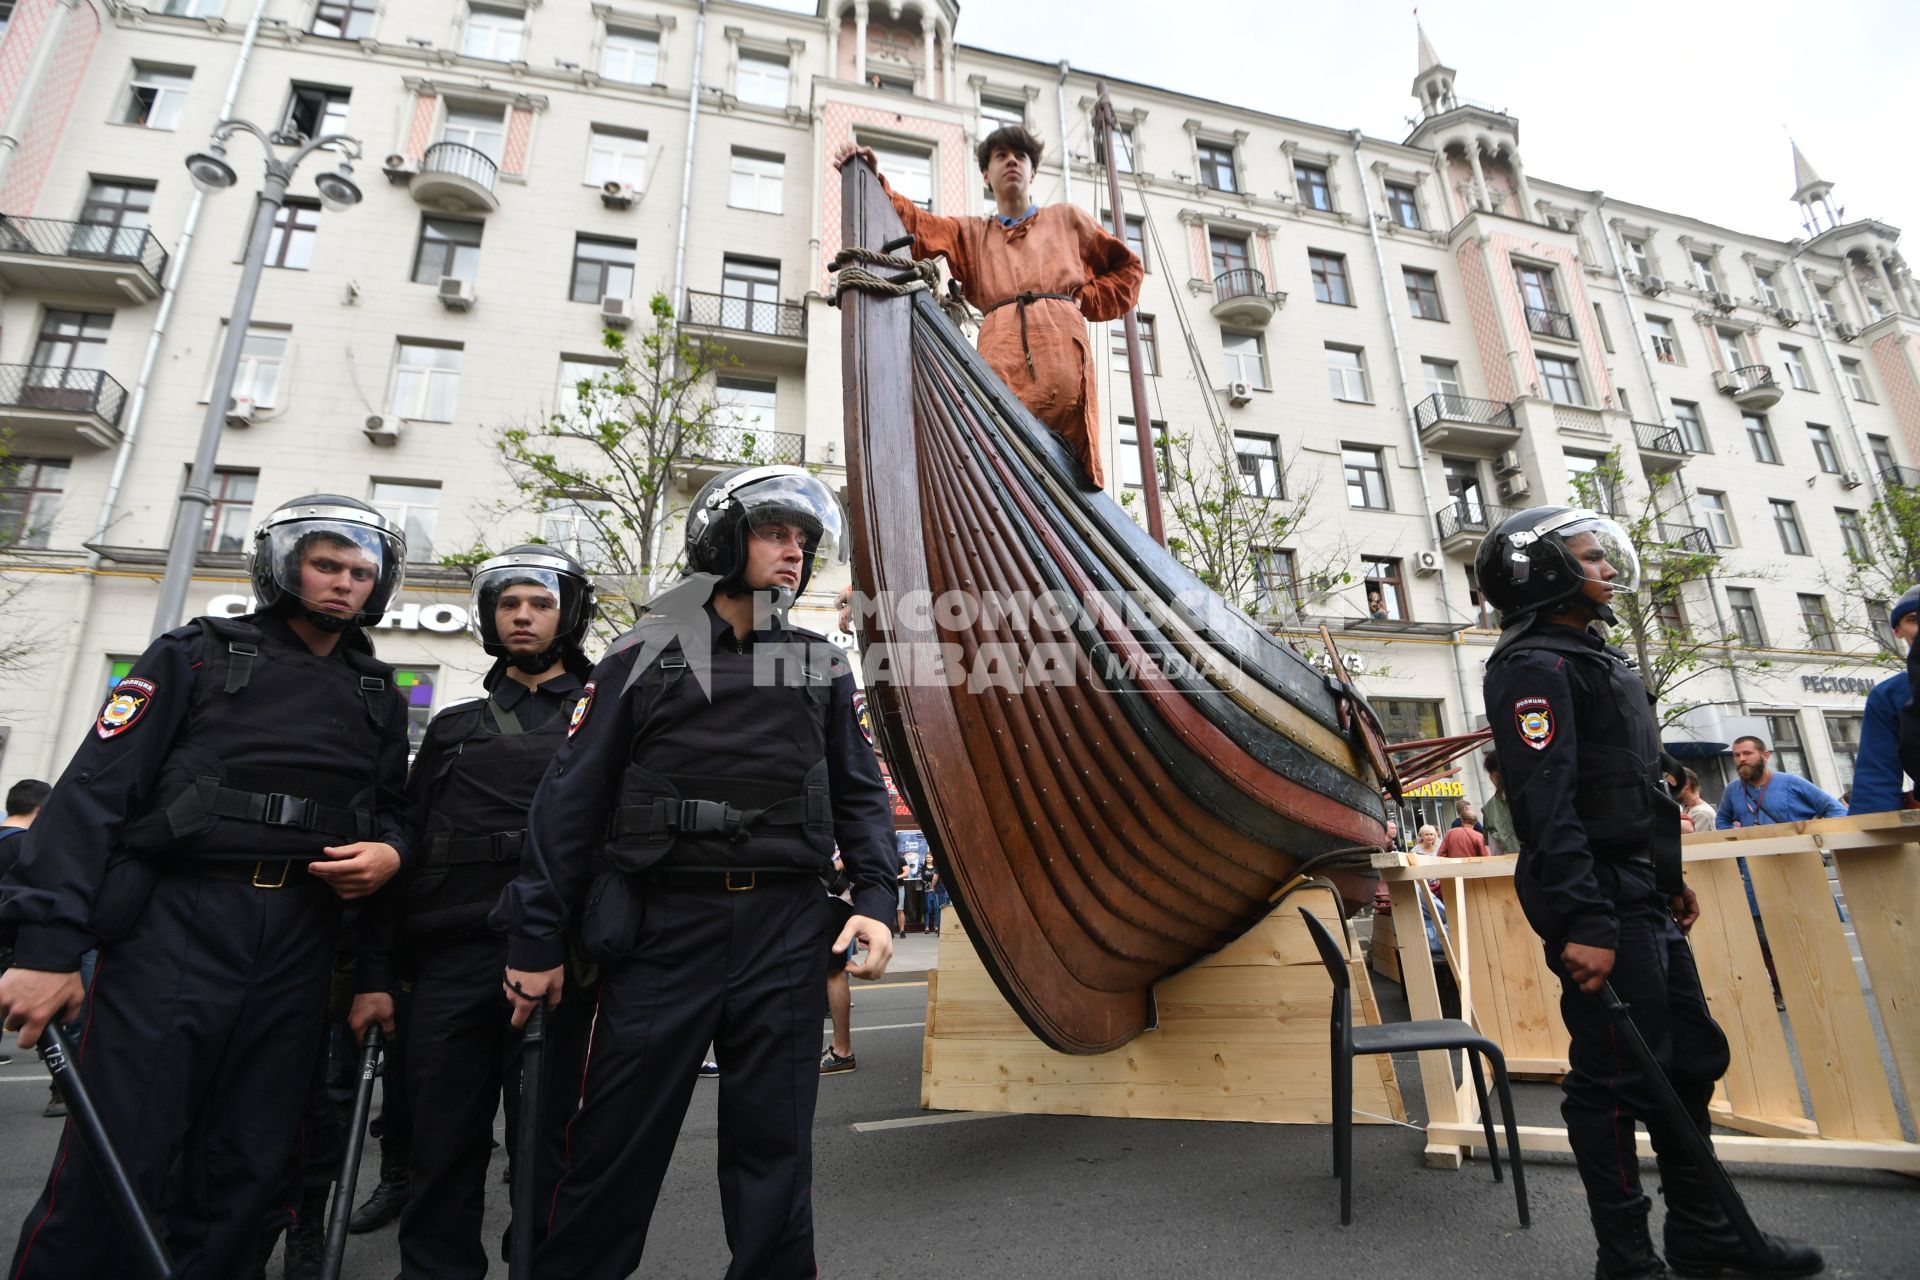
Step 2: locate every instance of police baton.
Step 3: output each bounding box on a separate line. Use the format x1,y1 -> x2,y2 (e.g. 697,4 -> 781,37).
1596,982 -> 1768,1259
35,1022 -> 175,1280
319,1024 -> 383,1280
510,1003 -> 548,1280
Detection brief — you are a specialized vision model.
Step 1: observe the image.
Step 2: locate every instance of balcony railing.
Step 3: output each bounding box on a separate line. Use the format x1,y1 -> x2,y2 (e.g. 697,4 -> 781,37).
1881,465 -> 1920,490
1214,268 -> 1267,303
1523,305 -> 1575,340
0,214 -> 168,278
1725,364 -> 1775,395
681,423 -> 805,468
420,142 -> 498,192
1414,392 -> 1515,434
1435,500 -> 1511,541
0,363 -> 127,425
684,290 -> 807,340
1656,522 -> 1716,556
1633,421 -> 1687,454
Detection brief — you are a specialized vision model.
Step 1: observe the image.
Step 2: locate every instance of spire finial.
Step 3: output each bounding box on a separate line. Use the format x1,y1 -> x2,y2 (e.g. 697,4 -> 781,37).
1416,10 -> 1442,74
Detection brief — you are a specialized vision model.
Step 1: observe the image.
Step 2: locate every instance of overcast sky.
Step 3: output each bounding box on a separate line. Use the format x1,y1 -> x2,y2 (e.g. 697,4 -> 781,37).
767,0 -> 1915,242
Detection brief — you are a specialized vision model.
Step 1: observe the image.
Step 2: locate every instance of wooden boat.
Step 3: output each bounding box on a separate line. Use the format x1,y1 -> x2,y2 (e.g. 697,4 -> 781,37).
837,157 -> 1394,1054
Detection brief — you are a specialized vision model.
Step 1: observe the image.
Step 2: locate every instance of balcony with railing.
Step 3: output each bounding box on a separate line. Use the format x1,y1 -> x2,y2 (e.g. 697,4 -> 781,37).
1434,499 -> 1511,554
1655,521 -> 1717,558
677,421 -> 808,489
1632,420 -> 1691,474
410,142 -> 501,214
1714,363 -> 1782,411
0,364 -> 129,448
1208,267 -> 1282,325
681,290 -> 809,367
1881,465 -> 1920,490
0,215 -> 167,302
1523,305 -> 1575,341
1413,391 -> 1520,455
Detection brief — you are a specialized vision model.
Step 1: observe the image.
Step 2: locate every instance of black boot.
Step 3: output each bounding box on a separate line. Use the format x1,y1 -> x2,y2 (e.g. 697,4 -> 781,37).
1590,1196 -> 1668,1280
1658,1161 -> 1823,1278
347,1134 -> 410,1233
283,1186 -> 328,1280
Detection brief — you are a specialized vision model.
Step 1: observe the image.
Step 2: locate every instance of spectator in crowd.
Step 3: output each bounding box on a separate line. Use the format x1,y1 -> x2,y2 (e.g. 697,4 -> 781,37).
895,830 -> 928,935
1367,591 -> 1389,622
0,779 -> 48,872
923,854 -> 945,935
1437,823 -> 1487,859
1411,824 -> 1442,858
1449,798 -> 1485,833
1678,768 -> 1716,836
821,851 -> 859,1075
1478,754 -> 1521,855
1851,587 -> 1920,816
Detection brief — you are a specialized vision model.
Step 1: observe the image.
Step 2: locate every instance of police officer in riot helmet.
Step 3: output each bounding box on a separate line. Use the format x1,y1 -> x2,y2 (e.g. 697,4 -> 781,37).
0,494 -> 413,1280
1478,507 -> 1820,1280
495,465 -> 898,1278
349,545 -> 599,1278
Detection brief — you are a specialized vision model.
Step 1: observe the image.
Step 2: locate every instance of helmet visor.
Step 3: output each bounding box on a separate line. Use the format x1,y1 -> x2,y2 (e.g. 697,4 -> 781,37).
736,473 -> 848,581
1544,512 -> 1641,597
470,564 -> 582,651
263,518 -> 403,624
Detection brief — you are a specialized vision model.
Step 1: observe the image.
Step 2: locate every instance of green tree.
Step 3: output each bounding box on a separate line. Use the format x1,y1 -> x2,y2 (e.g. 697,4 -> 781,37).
0,434 -> 48,680
1825,479 -> 1920,664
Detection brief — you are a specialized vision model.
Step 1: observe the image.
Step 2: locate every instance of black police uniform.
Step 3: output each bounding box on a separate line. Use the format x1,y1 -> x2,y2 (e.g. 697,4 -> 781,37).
0,611 -> 410,1280
366,665 -> 595,1279
495,598 -> 896,1280
1484,621 -> 1728,1207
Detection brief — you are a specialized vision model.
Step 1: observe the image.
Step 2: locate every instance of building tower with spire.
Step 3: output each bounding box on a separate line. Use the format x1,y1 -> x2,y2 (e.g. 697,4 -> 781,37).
1791,139 -> 1839,236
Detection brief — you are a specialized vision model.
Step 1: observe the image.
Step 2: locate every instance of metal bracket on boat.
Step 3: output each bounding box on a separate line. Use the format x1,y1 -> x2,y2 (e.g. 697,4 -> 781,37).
1318,625 -> 1403,802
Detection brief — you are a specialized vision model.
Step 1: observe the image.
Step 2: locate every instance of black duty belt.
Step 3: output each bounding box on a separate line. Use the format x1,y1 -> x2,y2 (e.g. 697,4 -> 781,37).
611,795 -> 823,844
983,291 -> 1075,376
175,858 -> 321,890
206,786 -> 375,842
424,830 -> 526,868
641,868 -> 820,892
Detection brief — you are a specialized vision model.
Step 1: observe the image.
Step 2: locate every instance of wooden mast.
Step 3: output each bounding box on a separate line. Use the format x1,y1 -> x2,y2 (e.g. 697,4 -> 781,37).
1094,81 -> 1165,547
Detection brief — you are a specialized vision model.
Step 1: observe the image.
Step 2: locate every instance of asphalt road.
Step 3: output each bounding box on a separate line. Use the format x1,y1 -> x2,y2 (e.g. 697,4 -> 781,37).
0,931 -> 1913,1278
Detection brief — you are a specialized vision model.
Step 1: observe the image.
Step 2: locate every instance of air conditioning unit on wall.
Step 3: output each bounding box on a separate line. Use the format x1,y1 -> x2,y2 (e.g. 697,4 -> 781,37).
1226,381 -> 1253,406
224,395 -> 256,428
437,276 -> 475,311
601,295 -> 634,328
600,181 -> 637,209
1497,473 -> 1531,501
363,415 -> 401,445
1412,549 -> 1442,576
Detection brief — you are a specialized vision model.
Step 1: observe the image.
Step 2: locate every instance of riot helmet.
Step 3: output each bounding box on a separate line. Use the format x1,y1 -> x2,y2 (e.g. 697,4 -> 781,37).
1474,505 -> 1640,628
248,494 -> 405,632
469,545 -> 598,673
684,465 -> 847,604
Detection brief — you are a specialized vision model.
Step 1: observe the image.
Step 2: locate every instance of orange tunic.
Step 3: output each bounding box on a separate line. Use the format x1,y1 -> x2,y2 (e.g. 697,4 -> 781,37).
880,181 -> 1143,488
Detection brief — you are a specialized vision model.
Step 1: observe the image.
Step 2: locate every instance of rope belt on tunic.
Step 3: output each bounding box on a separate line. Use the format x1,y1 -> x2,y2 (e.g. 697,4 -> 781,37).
983,291 -> 1076,376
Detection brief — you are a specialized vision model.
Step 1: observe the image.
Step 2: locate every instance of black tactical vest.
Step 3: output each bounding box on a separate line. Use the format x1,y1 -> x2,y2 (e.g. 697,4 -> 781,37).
401,685 -> 583,939
121,614 -> 401,862
604,633 -> 838,874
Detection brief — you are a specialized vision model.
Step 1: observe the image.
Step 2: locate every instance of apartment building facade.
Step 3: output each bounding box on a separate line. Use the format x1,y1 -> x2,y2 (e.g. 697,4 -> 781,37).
0,1 -> 1915,823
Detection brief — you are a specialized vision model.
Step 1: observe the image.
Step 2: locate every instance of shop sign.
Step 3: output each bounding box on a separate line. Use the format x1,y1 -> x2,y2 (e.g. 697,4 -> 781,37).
1404,778 -> 1465,798
205,594 -> 470,634
1800,674 -> 1876,698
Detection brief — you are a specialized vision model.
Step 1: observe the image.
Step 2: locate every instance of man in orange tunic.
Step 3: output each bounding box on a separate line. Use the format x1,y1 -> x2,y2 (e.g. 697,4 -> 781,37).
839,127 -> 1144,489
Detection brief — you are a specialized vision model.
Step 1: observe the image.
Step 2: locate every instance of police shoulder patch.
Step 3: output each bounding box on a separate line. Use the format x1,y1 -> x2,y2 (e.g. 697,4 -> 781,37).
568,682 -> 595,738
1514,696 -> 1554,750
97,678 -> 158,740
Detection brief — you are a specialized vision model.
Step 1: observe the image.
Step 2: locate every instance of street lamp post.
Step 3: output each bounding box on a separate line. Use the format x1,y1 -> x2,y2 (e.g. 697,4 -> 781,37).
149,119 -> 364,638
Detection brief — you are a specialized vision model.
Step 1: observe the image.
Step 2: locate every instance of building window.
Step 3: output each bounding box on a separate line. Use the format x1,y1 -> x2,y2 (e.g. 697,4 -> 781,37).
1869,434 -> 1897,475
1309,251 -> 1351,305
1744,413 -> 1779,464
1825,712 -> 1863,795
1095,125 -> 1134,174
1815,284 -> 1841,326
1727,587 -> 1766,646
541,496 -> 615,568
1385,182 -> 1421,229
0,456 -> 68,549
411,217 -> 482,285
728,149 -> 784,214
720,256 -> 782,333
1209,231 -> 1250,280
1376,698 -> 1444,744
1362,557 -> 1408,621
716,375 -> 777,438
210,324 -> 288,410
1840,357 -> 1872,401
1566,454 -> 1617,515
76,179 -> 156,257
1464,564 -> 1497,629
1755,269 -> 1780,308
1798,593 -> 1837,650
1837,508 -> 1869,560
1592,302 -> 1614,353
1196,139 -> 1237,192
1781,345 -> 1811,391
1403,268 -> 1443,320
1770,498 -> 1807,555
1763,713 -> 1808,777
1692,253 -> 1720,293
1343,446 -> 1389,510
737,51 -> 791,109
1536,354 -> 1584,405
1235,433 -> 1283,499
1422,358 -> 1461,399
1624,236 -> 1651,276
1647,316 -> 1680,364
571,236 -> 636,303
869,142 -> 932,210
1653,590 -> 1688,639
1251,547 -> 1301,619
200,468 -> 257,553
557,355 -> 620,425
1698,490 -> 1734,547
1327,346 -> 1370,402
1807,423 -> 1840,474
123,65 -> 192,130
281,84 -> 350,143
1671,400 -> 1707,453
462,5 -> 524,61
311,0 -> 376,39
1110,315 -> 1158,376
601,27 -> 659,84
264,199 -> 319,269
586,126 -> 647,189
1868,599 -> 1897,653
389,341 -> 462,422
1100,212 -> 1145,268
393,669 -> 438,754
30,311 -> 110,396
1293,161 -> 1332,211
440,103 -> 506,163
980,95 -> 1025,131
1222,331 -> 1269,389
1116,418 -> 1169,490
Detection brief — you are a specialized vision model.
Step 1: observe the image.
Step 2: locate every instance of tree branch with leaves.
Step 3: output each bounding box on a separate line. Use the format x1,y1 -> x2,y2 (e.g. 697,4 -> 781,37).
1822,478 -> 1920,665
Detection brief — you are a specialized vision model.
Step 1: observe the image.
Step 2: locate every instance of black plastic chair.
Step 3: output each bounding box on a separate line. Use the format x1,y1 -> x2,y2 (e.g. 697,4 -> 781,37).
1298,907 -> 1529,1227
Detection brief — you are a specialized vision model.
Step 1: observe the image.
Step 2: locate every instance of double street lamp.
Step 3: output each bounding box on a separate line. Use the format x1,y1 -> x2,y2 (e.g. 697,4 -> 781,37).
149,119 -> 365,638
